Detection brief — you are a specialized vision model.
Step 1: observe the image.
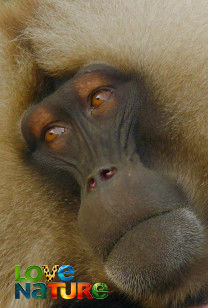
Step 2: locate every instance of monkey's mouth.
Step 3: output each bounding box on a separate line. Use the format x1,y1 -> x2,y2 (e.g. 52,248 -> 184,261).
78,160 -> 206,305
104,208 -> 205,301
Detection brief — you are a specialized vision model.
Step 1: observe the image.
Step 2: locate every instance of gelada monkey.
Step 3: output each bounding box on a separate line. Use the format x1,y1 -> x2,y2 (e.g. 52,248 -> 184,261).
0,1 -> 208,307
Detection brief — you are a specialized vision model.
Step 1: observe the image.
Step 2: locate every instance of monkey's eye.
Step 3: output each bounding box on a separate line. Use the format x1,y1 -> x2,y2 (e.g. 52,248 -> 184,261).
44,126 -> 66,142
90,88 -> 113,108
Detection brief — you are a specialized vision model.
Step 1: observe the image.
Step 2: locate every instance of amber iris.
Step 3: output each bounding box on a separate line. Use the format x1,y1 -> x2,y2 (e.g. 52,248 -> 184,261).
91,89 -> 112,108
44,127 -> 66,142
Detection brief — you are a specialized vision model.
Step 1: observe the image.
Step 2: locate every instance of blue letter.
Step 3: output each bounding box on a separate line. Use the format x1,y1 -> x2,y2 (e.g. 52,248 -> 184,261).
15,283 -> 30,299
32,283 -> 47,299
58,265 -> 74,282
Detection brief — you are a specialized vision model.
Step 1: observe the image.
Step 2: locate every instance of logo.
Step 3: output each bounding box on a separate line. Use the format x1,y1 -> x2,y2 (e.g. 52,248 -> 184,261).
15,265 -> 109,300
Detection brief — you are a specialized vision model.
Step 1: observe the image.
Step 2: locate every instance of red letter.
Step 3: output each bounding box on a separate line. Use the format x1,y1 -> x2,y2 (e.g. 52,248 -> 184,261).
77,283 -> 93,299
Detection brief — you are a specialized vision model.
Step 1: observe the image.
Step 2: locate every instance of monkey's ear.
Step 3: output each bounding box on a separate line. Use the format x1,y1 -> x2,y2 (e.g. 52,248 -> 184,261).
21,104 -> 55,151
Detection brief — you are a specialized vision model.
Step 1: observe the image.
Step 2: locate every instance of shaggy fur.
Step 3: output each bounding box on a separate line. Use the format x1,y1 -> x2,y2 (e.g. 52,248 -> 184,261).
0,0 -> 208,307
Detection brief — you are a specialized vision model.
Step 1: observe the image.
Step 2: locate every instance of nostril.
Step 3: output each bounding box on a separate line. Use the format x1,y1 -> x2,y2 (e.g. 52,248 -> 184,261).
99,167 -> 117,181
88,177 -> 96,192
87,168 -> 117,192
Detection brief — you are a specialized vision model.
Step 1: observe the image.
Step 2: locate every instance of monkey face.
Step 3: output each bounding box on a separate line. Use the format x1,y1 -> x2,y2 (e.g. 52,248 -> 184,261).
21,64 -> 206,300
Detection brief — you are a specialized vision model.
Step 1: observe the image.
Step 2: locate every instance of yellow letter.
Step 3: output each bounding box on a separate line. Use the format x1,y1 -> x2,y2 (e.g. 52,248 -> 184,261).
60,282 -> 76,299
42,265 -> 59,282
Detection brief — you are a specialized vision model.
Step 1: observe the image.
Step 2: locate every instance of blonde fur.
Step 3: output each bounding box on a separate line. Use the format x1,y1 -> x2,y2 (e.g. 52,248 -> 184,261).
0,0 -> 208,307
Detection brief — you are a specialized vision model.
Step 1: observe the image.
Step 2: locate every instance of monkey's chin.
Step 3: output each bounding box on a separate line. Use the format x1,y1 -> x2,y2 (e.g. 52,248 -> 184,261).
104,208 -> 205,300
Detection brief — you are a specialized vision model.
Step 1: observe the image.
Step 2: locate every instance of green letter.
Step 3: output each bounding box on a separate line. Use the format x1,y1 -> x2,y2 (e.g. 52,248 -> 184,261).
25,266 -> 43,282
15,265 -> 26,282
91,283 -> 108,299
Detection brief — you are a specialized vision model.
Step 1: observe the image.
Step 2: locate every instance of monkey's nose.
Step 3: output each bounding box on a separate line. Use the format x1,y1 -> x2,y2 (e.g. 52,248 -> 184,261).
87,167 -> 117,192
88,177 -> 97,192
99,167 -> 117,181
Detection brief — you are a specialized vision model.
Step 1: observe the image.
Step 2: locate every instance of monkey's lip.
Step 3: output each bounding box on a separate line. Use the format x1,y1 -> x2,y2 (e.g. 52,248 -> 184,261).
105,208 -> 172,259
104,208 -> 205,306
105,207 -> 203,260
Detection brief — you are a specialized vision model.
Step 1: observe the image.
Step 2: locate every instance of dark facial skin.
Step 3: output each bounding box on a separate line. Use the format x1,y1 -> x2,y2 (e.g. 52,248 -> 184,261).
22,64 -> 206,307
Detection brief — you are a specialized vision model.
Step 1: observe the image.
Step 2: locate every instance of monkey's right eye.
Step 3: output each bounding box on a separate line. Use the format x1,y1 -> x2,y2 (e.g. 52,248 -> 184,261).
44,126 -> 66,142
90,88 -> 113,109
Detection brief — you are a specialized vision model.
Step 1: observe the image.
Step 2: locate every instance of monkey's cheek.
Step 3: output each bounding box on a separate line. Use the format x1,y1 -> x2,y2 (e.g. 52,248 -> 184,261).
104,208 -> 205,297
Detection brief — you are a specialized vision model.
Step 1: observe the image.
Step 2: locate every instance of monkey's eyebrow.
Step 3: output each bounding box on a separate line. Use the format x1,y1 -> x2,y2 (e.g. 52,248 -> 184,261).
74,71 -> 113,99
24,106 -> 57,139
73,62 -> 120,82
53,74 -> 75,91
